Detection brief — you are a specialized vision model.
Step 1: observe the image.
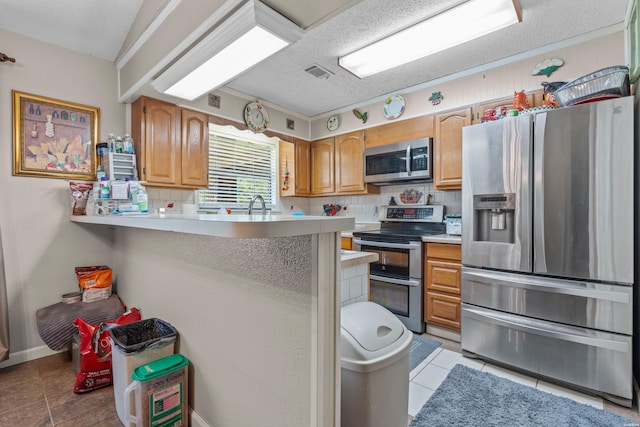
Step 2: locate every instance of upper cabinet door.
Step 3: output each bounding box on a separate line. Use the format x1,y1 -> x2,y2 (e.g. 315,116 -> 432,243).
144,98 -> 181,186
335,131 -> 365,193
294,139 -> 311,196
434,108 -> 472,190
311,137 -> 335,194
180,108 -> 209,187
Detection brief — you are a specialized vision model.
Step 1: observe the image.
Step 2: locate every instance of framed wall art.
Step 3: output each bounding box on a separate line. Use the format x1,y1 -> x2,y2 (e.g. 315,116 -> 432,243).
12,90 -> 99,180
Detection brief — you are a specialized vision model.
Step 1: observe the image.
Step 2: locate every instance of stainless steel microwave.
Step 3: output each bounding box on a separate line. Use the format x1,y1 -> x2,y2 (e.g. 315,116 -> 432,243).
364,138 -> 432,184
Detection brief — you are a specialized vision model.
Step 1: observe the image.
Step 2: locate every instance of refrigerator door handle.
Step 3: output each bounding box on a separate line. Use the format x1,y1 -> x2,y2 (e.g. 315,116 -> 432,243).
533,113 -> 548,272
463,269 -> 630,304
463,305 -> 630,353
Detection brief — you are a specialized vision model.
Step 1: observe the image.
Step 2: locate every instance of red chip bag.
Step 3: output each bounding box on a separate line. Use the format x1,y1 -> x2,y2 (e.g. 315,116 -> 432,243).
73,308 -> 141,393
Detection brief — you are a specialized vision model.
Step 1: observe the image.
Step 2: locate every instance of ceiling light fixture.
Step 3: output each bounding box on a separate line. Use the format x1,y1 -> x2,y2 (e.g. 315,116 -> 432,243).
338,0 -> 522,78
152,0 -> 303,100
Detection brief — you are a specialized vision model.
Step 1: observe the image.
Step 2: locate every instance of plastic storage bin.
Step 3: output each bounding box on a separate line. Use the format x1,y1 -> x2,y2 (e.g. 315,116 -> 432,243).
340,301 -> 413,427
110,318 -> 177,426
124,353 -> 189,427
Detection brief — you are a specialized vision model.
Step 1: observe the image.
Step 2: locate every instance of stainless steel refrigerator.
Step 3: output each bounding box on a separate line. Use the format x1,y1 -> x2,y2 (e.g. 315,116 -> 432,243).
461,96 -> 634,406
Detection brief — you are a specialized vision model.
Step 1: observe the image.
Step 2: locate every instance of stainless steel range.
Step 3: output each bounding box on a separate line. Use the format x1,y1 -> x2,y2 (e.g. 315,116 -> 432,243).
352,205 -> 445,333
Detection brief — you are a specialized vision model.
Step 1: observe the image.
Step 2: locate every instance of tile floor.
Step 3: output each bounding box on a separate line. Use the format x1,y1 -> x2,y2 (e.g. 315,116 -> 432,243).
2,336 -> 640,426
409,333 -> 640,425
0,351 -> 120,426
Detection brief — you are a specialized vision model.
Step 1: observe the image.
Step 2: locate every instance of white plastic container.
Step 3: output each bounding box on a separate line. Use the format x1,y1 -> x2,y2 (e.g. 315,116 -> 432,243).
124,354 -> 189,427
340,301 -> 413,427
110,319 -> 177,426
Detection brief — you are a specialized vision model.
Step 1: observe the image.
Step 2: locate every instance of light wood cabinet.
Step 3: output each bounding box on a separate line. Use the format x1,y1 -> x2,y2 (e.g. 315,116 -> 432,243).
131,96 -> 208,189
294,139 -> 311,196
180,108 -> 209,188
424,242 -> 462,330
335,131 -> 366,193
279,140 -> 311,197
433,108 -> 471,190
341,237 -> 352,250
311,137 -> 335,194
311,131 -> 379,196
364,115 -> 434,148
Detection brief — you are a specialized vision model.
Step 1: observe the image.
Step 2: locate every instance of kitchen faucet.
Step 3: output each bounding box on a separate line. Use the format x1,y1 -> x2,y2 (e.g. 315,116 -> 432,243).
248,194 -> 266,215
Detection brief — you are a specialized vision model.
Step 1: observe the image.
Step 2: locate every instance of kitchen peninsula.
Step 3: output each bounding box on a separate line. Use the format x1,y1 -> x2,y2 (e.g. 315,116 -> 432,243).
71,213 -> 354,426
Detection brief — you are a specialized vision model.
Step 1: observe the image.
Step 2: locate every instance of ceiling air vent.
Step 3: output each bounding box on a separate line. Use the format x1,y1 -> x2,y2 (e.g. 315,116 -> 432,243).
304,64 -> 334,79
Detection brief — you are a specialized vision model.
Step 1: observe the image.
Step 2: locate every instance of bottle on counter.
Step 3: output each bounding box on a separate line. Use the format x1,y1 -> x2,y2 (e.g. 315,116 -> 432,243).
123,134 -> 135,155
115,136 -> 124,154
100,177 -> 110,199
132,184 -> 148,213
107,134 -> 116,153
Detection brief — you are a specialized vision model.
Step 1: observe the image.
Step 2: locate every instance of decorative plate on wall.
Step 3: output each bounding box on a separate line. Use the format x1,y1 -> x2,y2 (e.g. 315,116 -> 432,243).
383,95 -> 405,119
327,114 -> 339,131
399,188 -> 423,204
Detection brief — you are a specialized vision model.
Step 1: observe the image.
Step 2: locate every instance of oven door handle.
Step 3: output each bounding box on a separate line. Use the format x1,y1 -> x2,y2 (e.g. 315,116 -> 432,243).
352,239 -> 421,251
370,274 -> 420,287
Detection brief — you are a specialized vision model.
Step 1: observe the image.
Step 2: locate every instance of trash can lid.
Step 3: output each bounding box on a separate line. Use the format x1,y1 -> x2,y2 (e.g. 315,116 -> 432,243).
341,302 -> 404,352
132,353 -> 188,382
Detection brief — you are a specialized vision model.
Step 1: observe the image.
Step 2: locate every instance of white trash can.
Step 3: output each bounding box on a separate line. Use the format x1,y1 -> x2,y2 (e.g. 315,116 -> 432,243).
340,301 -> 413,427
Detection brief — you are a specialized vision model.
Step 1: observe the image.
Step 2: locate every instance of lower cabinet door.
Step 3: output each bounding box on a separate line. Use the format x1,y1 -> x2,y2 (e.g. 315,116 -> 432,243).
425,291 -> 461,330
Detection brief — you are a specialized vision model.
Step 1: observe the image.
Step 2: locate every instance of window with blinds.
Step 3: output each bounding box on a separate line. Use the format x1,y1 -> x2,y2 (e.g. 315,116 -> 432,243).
198,126 -> 277,209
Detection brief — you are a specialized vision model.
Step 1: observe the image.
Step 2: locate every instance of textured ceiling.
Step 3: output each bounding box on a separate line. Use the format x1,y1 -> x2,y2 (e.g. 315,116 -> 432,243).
0,0 -> 630,118
0,0 -> 143,61
227,0 -> 630,117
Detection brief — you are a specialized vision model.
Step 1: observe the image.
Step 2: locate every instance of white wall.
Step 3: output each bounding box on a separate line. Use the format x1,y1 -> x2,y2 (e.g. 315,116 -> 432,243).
0,30 -> 124,366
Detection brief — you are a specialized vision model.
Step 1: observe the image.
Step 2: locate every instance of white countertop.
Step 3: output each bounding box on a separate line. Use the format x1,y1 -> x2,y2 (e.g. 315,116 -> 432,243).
71,213 -> 355,238
423,234 -> 462,244
340,250 -> 378,268
341,222 -> 380,238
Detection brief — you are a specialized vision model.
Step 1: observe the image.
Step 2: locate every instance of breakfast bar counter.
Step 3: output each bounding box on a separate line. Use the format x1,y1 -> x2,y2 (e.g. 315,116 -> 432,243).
71,213 -> 354,426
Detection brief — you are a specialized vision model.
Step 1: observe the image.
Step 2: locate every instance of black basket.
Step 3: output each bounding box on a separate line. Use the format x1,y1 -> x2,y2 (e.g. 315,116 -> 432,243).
110,318 -> 177,354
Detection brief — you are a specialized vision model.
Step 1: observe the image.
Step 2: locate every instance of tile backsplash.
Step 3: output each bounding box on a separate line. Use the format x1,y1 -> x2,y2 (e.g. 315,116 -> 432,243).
148,183 -> 461,222
284,183 -> 461,223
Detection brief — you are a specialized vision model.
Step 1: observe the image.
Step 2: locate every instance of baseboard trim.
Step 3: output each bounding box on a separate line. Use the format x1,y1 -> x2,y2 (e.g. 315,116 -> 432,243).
426,324 -> 461,343
190,408 -> 210,427
0,345 -> 63,369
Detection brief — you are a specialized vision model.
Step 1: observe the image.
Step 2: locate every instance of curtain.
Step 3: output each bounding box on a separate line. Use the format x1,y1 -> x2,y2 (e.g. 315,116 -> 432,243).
0,226 -> 9,361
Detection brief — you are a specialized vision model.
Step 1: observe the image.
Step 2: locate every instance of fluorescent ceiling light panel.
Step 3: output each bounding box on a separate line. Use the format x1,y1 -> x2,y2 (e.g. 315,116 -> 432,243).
339,0 -> 522,78
152,0 -> 303,100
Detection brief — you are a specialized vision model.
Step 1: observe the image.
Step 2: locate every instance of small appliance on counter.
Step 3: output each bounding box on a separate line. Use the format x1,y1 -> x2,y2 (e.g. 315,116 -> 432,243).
444,214 -> 462,235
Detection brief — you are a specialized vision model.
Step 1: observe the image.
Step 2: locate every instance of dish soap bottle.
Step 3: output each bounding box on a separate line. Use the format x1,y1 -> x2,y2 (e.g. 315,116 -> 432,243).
133,184 -> 148,213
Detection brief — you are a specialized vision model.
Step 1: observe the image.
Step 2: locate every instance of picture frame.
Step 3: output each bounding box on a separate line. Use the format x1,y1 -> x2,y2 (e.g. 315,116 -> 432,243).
12,90 -> 99,180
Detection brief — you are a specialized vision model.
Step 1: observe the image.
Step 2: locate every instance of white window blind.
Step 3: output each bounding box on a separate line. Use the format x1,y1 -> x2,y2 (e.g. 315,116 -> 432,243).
199,127 -> 277,209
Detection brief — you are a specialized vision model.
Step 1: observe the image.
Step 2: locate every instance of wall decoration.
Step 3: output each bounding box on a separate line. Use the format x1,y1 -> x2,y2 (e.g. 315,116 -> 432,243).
244,101 -> 269,133
208,93 -> 221,108
532,58 -> 564,77
326,114 -> 339,131
429,91 -> 444,105
352,108 -> 368,123
399,188 -> 423,204
286,118 -> 295,130
383,95 -> 405,119
12,90 -> 99,180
